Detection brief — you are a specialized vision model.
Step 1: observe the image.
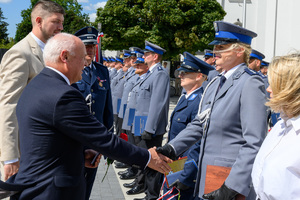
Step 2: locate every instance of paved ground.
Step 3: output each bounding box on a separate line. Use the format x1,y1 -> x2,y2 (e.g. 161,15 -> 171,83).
90,96 -> 179,200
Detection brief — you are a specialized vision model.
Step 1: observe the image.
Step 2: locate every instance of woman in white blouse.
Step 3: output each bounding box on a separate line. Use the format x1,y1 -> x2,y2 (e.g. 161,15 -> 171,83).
252,53 -> 300,200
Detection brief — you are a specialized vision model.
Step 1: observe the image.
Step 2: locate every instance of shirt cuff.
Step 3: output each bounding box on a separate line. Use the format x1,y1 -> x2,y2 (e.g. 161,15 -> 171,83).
4,158 -> 19,165
145,150 -> 151,169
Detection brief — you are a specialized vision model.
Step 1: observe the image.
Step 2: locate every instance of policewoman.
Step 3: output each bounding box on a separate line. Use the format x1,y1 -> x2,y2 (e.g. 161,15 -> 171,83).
162,52 -> 214,200
158,21 -> 267,200
73,26 -> 113,200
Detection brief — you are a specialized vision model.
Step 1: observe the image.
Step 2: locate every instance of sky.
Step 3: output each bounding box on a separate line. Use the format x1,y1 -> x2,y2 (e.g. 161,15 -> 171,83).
0,0 -> 107,38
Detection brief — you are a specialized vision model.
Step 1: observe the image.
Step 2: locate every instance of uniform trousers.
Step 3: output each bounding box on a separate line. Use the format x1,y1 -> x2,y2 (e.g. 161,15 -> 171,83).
136,135 -> 164,200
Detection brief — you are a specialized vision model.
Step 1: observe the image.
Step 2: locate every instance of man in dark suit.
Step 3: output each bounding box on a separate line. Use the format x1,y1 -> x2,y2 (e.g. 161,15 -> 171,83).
8,33 -> 172,200
72,26 -> 114,200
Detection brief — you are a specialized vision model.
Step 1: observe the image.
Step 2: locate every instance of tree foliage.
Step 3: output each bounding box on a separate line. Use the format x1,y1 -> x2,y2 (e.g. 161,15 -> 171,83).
94,0 -> 226,59
15,0 -> 90,42
0,7 -> 9,44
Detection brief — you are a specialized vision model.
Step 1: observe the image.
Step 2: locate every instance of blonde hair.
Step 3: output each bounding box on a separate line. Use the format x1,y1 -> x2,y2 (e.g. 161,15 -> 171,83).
232,42 -> 252,65
266,53 -> 300,117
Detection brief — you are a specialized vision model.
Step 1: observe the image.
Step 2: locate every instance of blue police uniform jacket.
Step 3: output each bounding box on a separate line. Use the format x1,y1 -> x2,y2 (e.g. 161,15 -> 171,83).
118,67 -> 139,119
167,88 -> 203,194
133,63 -> 170,136
72,61 -> 113,132
169,64 -> 267,199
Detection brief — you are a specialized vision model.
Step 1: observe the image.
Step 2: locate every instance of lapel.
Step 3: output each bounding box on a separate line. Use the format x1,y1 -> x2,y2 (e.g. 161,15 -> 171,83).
139,63 -> 161,86
27,34 -> 44,66
90,63 -> 98,84
82,66 -> 91,84
174,95 -> 188,112
214,64 -> 245,102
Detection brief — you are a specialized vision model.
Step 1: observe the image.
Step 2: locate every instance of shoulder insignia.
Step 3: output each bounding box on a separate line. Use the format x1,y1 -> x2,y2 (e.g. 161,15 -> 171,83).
157,66 -> 163,71
244,68 -> 259,76
233,70 -> 242,79
188,93 -> 198,101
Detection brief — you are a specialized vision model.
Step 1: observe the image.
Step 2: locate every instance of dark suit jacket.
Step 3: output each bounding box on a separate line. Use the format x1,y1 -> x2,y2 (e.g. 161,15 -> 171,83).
11,67 -> 149,200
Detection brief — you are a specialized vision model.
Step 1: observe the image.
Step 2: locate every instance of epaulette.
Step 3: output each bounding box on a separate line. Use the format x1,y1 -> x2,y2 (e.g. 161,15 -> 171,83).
188,93 -> 198,101
157,66 -> 163,71
245,68 -> 259,76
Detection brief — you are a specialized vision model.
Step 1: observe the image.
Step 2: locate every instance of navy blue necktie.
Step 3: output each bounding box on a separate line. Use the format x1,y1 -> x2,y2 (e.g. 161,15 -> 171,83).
216,75 -> 226,94
85,67 -> 92,79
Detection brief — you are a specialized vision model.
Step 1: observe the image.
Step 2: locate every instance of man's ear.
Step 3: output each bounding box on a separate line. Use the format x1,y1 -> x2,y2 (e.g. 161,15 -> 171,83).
35,16 -> 42,27
60,50 -> 68,63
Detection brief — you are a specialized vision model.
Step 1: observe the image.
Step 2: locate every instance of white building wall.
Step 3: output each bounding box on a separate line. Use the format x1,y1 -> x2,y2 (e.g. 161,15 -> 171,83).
216,0 -> 300,62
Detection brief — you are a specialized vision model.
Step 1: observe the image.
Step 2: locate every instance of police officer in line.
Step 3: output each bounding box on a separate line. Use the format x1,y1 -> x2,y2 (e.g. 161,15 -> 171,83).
161,52 -> 214,200
249,49 -> 265,73
103,57 -> 108,67
73,26 -> 114,200
117,48 -> 144,176
201,49 -> 222,90
109,57 -> 117,79
260,60 -> 269,76
121,52 -> 150,195
131,41 -> 170,200
111,52 -> 132,137
203,49 -> 216,66
249,49 -> 269,98
118,47 -> 143,144
111,57 -> 125,136
158,21 -> 267,200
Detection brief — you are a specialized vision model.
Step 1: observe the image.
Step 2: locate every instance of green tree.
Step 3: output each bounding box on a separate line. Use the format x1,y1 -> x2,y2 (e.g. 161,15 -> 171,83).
94,0 -> 226,59
15,0 -> 90,42
0,7 -> 9,44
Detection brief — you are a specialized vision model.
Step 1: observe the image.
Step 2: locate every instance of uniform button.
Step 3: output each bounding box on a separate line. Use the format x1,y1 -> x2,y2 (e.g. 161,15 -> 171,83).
178,118 -> 180,121
92,112 -> 95,115
91,89 -> 94,92
92,100 -> 95,103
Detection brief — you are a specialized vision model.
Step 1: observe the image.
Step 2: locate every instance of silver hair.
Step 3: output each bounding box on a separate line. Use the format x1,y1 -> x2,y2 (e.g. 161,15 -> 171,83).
43,33 -> 76,64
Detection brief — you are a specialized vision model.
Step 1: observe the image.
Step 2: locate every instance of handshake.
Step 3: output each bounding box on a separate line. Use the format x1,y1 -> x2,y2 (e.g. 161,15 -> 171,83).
147,144 -> 177,174
84,144 -> 177,174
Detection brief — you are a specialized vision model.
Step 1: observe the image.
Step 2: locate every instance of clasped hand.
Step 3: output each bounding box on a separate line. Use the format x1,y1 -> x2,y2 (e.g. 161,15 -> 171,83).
147,147 -> 173,174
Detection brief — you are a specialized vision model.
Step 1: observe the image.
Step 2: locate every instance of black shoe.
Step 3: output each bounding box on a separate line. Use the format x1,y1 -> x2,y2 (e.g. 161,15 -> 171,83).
118,168 -> 129,175
120,170 -> 137,180
126,185 -> 145,195
123,180 -> 136,188
115,162 -> 129,168
133,198 -> 146,200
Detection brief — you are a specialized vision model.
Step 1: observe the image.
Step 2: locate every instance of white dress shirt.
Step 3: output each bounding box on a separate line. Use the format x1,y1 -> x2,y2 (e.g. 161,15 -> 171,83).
252,114 -> 300,200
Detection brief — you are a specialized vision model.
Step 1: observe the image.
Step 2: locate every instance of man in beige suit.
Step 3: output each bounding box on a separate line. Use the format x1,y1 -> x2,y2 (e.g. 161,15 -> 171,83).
0,0 -> 64,181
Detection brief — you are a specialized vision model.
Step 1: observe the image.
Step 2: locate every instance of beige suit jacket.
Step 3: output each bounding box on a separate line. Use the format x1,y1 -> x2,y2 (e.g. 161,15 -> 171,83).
0,33 -> 45,161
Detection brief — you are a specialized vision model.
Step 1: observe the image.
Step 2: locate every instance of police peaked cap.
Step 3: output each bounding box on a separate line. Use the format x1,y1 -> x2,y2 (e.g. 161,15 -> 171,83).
177,52 -> 215,75
74,26 -> 98,45
250,49 -> 265,61
209,21 -> 257,45
204,49 -> 214,58
129,47 -> 142,57
144,41 -> 166,55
